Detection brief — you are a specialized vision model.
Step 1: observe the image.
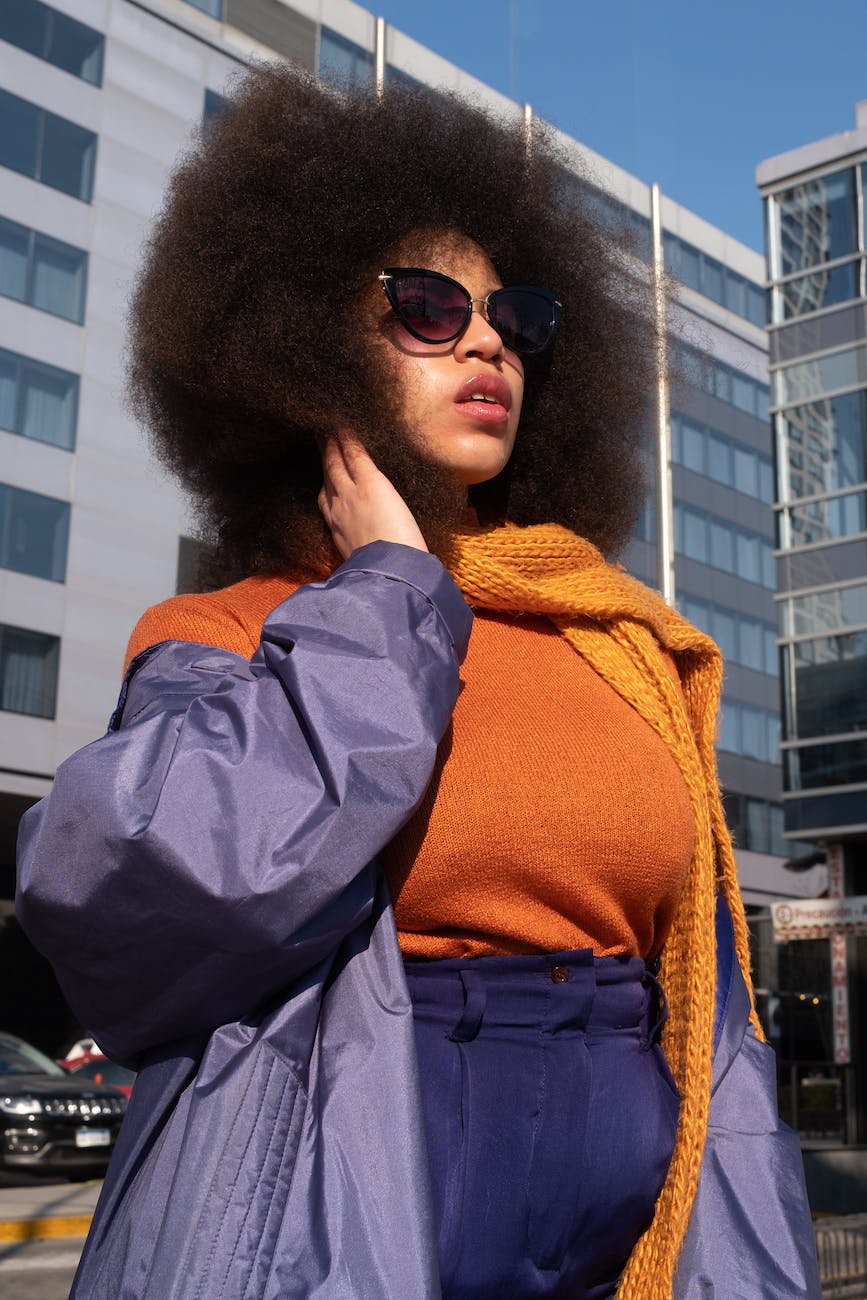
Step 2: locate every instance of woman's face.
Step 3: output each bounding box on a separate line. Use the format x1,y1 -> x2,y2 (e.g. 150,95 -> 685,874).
367,233 -> 524,486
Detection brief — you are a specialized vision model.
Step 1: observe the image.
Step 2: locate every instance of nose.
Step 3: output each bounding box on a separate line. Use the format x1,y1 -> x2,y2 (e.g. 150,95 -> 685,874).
454,300 -> 505,361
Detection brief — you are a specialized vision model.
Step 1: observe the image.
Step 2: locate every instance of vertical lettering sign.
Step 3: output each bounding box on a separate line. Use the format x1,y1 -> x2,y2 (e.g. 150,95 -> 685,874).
828,844 -> 850,1066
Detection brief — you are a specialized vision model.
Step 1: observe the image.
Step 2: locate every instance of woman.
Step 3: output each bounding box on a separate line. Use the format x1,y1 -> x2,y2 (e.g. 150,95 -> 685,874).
16,67 -> 818,1298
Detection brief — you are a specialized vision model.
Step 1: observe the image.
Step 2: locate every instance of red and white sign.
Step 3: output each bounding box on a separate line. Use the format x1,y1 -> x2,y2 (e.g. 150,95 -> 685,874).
828,843 -> 845,900
827,844 -> 850,1065
831,932 -> 850,1064
770,895 -> 867,941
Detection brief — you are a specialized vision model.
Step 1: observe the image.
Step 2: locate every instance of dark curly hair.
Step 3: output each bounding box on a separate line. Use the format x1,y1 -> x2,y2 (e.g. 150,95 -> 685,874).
128,64 -> 654,580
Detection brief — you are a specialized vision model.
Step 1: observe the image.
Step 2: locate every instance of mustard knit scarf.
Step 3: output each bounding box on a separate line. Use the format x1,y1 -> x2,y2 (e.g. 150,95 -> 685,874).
445,521 -> 762,1300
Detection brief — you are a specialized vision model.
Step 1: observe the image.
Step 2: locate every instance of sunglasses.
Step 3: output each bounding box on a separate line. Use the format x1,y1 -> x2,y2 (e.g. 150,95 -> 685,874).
378,267 -> 561,356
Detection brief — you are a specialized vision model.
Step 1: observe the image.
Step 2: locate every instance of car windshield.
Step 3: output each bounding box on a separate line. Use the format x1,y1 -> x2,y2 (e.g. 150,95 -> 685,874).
0,1034 -> 65,1077
71,1060 -> 135,1086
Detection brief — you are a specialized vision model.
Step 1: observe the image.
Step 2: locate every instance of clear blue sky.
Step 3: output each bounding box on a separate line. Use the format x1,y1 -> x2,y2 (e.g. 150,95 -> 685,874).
372,0 -> 867,253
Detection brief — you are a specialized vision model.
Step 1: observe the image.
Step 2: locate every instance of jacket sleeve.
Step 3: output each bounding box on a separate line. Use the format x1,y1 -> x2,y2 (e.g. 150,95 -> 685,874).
16,542 -> 472,1065
674,899 -> 822,1298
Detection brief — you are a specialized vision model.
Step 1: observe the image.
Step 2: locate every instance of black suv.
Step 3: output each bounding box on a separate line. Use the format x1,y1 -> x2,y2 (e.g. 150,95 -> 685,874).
0,1032 -> 126,1178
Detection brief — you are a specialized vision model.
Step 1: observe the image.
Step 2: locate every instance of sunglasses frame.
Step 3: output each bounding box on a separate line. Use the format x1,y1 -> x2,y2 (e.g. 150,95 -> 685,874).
378,267 -> 561,356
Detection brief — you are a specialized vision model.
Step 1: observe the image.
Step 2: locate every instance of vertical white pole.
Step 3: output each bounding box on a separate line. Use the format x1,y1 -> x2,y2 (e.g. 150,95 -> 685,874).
651,183 -> 675,606
374,16 -> 385,98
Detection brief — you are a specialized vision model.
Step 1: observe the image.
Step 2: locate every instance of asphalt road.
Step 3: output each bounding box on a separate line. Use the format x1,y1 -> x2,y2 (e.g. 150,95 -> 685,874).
0,1238 -> 81,1299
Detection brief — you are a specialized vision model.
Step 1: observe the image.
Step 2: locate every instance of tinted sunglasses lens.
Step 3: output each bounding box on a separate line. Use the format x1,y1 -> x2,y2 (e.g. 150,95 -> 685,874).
488,289 -> 556,354
392,274 -> 468,341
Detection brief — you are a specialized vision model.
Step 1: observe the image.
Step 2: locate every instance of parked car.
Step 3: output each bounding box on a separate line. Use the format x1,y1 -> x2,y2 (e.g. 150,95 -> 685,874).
0,1032 -> 126,1178
58,1036 -> 99,1064
60,1055 -> 136,1100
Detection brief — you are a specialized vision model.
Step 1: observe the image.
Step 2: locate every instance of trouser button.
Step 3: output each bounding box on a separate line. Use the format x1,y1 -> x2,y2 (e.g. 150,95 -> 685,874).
551,965 -> 569,984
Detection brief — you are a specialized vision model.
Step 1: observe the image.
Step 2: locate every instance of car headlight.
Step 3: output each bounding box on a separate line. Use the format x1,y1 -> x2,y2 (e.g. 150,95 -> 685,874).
0,1096 -> 43,1115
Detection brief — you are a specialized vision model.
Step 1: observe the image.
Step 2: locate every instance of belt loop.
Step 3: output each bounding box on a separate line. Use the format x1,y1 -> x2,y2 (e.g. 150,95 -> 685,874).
642,968 -> 669,1047
447,969 -> 486,1043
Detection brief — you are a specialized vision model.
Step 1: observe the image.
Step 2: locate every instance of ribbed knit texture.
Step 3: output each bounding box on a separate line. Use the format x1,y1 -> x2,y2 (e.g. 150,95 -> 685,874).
125,523 -> 762,1297
384,608 -> 695,959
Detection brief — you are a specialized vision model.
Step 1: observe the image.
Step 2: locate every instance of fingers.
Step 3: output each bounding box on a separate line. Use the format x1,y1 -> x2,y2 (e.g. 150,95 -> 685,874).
320,431 -> 373,487
316,430 -> 427,558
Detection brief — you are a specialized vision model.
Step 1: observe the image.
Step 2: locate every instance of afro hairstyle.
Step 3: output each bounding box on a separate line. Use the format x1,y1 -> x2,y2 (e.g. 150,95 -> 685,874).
127,63 -> 655,581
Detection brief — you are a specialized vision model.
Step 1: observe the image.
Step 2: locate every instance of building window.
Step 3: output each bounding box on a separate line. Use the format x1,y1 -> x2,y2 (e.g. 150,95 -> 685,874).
671,413 -> 774,503
0,88 -> 96,202
0,623 -> 59,718
664,232 -> 765,326
787,489 -> 866,548
318,26 -> 374,86
0,0 -> 104,85
775,343 -> 867,409
0,483 -> 70,581
675,504 -> 775,588
778,259 -> 859,321
785,737 -> 867,792
723,792 -> 813,857
0,346 -> 78,450
679,593 -> 778,676
577,182 -> 652,263
677,344 -> 770,421
181,0 -> 223,17
783,581 -> 867,640
0,215 -> 87,323
778,390 -> 867,500
718,700 -> 780,763
773,168 -> 858,280
783,631 -> 867,742
202,88 -> 229,131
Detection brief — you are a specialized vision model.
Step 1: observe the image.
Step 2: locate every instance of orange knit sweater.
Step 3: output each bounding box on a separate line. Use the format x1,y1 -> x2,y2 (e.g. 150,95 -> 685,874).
125,571 -> 694,960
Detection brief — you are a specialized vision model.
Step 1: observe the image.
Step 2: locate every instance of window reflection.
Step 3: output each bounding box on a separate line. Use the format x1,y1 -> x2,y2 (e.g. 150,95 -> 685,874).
779,259 -> 858,320
776,345 -> 867,408
788,490 -> 865,547
780,390 -> 867,500
776,169 -> 858,278
784,582 -> 867,639
785,631 -> 867,740
786,738 -> 867,790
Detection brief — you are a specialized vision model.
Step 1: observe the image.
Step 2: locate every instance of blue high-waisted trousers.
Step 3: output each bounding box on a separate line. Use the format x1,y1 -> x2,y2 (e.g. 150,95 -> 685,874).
404,949 -> 680,1300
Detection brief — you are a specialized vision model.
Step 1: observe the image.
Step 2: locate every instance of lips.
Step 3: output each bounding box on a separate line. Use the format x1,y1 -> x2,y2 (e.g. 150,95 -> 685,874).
454,374 -> 514,408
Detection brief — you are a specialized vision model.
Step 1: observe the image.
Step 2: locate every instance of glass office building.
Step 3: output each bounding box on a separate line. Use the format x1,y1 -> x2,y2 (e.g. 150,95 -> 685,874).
759,109 -> 867,852
758,106 -> 867,1170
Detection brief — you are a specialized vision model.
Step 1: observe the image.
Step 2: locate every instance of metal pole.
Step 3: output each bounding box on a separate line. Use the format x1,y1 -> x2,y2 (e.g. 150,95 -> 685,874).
374,16 -> 385,98
650,183 -> 675,606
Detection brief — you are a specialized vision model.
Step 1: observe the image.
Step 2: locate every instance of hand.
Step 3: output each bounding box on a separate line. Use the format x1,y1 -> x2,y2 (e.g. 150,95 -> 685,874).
318,433 -> 428,560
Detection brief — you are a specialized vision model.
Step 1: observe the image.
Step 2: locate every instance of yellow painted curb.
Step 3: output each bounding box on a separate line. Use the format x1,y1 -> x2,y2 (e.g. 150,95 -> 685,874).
0,1213 -> 92,1242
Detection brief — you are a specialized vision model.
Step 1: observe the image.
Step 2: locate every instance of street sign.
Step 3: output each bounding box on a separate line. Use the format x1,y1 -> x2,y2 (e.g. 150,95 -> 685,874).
771,895 -> 867,941
827,844 -> 851,1066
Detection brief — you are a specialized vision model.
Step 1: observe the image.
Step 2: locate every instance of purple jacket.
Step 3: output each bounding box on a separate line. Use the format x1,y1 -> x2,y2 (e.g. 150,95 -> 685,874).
16,542 -> 820,1298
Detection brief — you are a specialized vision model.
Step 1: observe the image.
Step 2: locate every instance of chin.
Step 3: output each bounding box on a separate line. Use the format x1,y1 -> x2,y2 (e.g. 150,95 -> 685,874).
445,452 -> 512,486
